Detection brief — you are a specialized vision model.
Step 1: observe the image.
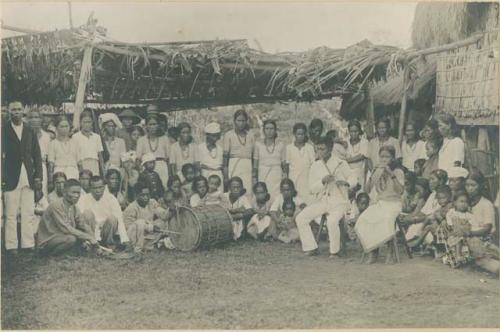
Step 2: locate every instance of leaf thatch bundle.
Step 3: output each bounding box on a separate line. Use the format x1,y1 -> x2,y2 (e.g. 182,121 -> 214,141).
411,2 -> 494,49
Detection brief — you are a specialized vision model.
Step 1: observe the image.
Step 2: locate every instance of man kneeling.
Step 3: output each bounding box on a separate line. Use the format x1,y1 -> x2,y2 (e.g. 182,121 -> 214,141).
37,179 -> 97,255
124,181 -> 172,253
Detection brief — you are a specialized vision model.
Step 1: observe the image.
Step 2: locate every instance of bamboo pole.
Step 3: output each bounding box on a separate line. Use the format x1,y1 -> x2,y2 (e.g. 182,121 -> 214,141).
72,17 -> 97,130
365,88 -> 375,139
398,65 -> 410,145
1,23 -> 42,34
67,2 -> 74,28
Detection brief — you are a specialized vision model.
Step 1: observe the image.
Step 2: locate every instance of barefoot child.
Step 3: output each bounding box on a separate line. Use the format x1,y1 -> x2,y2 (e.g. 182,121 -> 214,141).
247,182 -> 272,240
275,199 -> 300,243
224,177 -> 253,240
345,192 -> 370,241
166,175 -> 189,206
444,191 -> 473,267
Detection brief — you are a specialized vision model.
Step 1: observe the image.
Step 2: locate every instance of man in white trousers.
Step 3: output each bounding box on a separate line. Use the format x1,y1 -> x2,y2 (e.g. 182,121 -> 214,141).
296,136 -> 357,258
2,101 -> 43,255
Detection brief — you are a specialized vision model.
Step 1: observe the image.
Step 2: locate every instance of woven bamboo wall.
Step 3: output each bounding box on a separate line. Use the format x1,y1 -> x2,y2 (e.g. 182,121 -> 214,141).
435,30 -> 499,125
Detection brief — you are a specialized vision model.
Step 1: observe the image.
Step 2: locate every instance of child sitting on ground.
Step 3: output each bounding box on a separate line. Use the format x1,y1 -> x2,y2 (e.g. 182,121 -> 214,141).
344,192 -> 370,241
247,182 -> 272,240
181,163 -> 196,199
409,185 -> 453,255
138,152 -> 164,200
190,176 -> 209,207
273,199 -> 301,243
205,174 -> 227,206
166,175 -> 189,206
123,181 -> 171,253
224,177 -> 253,240
444,191 -> 473,268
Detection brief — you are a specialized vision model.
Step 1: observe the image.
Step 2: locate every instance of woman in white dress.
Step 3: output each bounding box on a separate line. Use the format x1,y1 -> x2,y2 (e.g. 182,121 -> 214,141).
170,122 -> 197,181
285,123 -> 316,204
368,118 -> 401,169
401,121 -> 427,172
355,145 -> 405,264
136,114 -> 170,188
253,120 -> 286,202
47,116 -> 79,182
436,113 -> 465,173
223,110 -> 256,193
345,120 -> 369,190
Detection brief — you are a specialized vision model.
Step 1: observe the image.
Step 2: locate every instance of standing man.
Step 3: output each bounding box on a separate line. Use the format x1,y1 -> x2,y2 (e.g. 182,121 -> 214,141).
295,137 -> 357,258
2,101 -> 43,255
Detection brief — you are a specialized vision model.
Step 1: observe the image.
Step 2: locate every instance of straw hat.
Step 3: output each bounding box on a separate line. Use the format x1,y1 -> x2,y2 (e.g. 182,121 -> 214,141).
100,113 -> 122,129
118,109 -> 141,125
447,166 -> 469,179
141,152 -> 156,166
120,151 -> 137,163
204,122 -> 221,134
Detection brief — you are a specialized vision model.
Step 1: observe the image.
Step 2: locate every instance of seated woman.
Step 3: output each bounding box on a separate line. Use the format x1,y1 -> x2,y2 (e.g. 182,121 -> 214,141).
463,169 -> 499,274
354,145 -> 405,264
399,169 -> 448,244
247,182 -> 272,240
223,177 -> 254,240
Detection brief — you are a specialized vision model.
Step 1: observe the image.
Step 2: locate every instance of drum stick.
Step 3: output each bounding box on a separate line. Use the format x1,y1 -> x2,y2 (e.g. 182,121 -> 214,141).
162,230 -> 182,235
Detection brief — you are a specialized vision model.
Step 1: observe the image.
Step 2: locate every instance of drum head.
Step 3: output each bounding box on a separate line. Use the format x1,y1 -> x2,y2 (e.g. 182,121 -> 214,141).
169,207 -> 201,251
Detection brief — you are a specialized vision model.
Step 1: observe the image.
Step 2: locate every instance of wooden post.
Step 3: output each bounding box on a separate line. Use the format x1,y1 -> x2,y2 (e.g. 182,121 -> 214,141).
72,17 -> 97,130
365,88 -> 375,139
398,65 -> 410,145
67,2 -> 74,28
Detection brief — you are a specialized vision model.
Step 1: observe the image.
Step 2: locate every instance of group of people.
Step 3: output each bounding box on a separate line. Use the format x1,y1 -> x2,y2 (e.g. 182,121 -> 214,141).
2,101 -> 499,273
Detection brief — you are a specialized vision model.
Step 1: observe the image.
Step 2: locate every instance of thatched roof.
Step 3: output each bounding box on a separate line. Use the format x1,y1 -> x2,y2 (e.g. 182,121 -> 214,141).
372,56 -> 436,106
411,2 -> 495,49
2,25 -> 407,108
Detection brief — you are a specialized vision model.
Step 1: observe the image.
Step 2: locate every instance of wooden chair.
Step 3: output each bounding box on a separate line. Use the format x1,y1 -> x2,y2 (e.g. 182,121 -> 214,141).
360,220 -> 412,263
315,214 -> 349,255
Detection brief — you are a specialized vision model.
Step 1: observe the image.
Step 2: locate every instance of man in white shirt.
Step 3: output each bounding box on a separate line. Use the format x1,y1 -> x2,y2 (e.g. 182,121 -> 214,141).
78,176 -> 129,248
295,137 -> 358,258
2,101 -> 43,255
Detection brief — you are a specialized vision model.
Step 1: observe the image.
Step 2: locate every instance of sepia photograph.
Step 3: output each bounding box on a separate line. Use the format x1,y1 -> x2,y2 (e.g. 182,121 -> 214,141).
1,1 -> 499,330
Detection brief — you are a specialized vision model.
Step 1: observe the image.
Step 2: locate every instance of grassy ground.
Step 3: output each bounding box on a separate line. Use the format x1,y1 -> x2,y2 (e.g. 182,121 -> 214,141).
2,240 -> 499,329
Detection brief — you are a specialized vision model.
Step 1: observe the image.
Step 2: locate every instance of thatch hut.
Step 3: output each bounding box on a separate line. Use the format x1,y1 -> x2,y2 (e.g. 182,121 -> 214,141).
412,2 -> 499,198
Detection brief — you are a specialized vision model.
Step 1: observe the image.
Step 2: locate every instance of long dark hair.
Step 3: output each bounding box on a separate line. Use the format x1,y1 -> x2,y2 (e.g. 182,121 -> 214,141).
233,109 -> 250,131
177,122 -> 193,144
292,123 -> 308,142
436,113 -> 459,137
466,167 -> 491,199
262,119 -> 278,139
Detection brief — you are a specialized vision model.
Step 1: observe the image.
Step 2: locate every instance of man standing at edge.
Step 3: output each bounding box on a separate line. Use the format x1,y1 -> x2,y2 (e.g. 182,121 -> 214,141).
2,101 -> 43,255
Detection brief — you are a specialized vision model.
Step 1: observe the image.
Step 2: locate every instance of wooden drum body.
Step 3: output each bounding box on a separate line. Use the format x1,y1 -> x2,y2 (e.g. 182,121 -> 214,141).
169,204 -> 234,251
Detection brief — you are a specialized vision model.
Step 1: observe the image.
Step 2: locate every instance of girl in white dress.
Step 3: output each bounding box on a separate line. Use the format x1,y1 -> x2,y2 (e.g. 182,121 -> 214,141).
285,123 -> 315,204
436,113 -> 465,173
345,120 -> 369,190
170,122 -> 198,181
48,116 -> 79,181
253,120 -> 286,202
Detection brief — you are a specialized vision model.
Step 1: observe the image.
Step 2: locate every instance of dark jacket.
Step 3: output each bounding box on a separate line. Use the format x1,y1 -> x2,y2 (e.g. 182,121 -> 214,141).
2,121 -> 43,191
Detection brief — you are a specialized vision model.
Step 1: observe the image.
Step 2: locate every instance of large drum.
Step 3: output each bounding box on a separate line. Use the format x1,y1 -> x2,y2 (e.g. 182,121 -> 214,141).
169,205 -> 234,251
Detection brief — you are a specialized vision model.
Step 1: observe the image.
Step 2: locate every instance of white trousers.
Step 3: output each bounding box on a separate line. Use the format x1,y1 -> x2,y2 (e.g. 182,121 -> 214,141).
296,198 -> 347,254
4,186 -> 35,250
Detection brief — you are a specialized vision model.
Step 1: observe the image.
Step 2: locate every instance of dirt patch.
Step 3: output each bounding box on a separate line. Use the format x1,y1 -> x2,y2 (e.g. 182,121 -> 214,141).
2,240 -> 499,329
